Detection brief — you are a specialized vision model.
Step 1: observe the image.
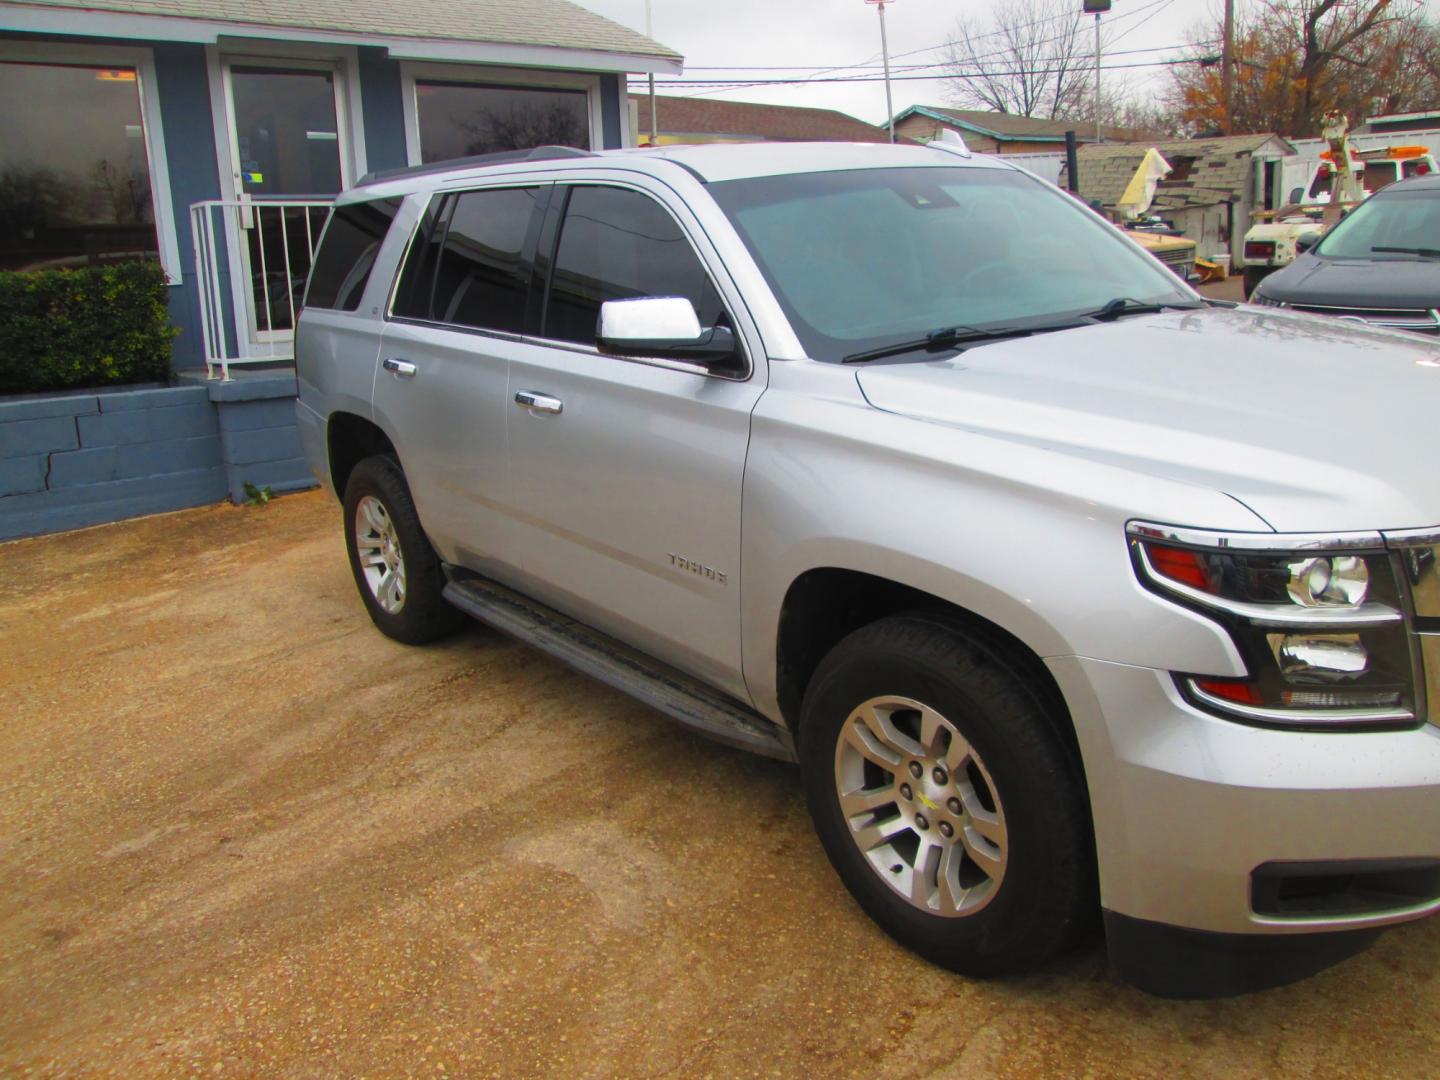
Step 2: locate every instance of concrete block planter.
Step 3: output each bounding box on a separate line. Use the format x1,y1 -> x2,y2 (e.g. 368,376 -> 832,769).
0,366 -> 317,543
188,369 -> 318,504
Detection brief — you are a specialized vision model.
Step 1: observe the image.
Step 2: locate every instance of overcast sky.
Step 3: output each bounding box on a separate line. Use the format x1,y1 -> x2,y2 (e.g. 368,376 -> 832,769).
576,0 -> 1438,127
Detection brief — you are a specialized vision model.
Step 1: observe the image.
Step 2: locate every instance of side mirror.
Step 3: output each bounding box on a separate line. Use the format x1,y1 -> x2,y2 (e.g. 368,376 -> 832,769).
596,297 -> 738,365
1296,231 -> 1322,255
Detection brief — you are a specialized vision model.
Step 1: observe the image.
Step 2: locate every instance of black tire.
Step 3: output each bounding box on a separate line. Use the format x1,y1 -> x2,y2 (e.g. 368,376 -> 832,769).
342,454 -> 466,645
1242,265 -> 1270,299
799,613 -> 1093,977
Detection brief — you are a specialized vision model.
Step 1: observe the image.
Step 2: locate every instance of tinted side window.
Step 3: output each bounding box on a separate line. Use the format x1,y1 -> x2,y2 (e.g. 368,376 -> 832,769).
392,197 -> 447,320
544,186 -> 725,346
305,197 -> 401,311
429,186 -> 540,332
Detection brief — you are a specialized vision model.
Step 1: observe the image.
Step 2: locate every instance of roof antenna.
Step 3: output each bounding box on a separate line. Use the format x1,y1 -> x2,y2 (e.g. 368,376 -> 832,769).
929,128 -> 972,159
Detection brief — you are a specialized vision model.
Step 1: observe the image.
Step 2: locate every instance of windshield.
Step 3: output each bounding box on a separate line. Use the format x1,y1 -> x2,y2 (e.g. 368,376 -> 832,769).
709,167 -> 1194,363
1315,188 -> 1440,259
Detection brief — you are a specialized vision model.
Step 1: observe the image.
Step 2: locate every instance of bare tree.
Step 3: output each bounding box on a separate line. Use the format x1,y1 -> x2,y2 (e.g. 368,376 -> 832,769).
1272,0 -> 1414,133
457,103 -> 585,156
942,0 -> 1093,119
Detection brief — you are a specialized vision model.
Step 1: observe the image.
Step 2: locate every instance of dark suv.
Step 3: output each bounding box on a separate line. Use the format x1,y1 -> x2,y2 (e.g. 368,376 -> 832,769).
1252,174 -> 1440,334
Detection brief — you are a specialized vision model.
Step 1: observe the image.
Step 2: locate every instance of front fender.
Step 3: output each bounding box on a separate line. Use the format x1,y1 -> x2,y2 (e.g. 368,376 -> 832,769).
739,363 -> 1262,724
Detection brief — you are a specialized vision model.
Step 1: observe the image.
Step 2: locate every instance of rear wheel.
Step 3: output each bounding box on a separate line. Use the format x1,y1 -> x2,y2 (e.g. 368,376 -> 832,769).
342,455 -> 465,644
800,614 -> 1093,976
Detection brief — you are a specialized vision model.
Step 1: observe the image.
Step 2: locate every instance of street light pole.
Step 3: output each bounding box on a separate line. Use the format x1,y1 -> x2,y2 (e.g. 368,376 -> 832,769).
645,0 -> 657,145
866,0 -> 897,143
1093,10 -> 1102,142
1082,1 -> 1111,143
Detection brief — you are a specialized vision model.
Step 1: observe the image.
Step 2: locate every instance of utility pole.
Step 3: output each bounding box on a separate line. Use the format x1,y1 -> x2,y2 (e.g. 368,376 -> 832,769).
1222,0 -> 1236,135
645,0 -> 657,145
866,0 -> 897,143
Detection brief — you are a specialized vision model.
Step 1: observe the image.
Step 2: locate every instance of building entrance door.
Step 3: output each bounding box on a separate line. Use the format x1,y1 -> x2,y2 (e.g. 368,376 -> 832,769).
220,60 -> 350,344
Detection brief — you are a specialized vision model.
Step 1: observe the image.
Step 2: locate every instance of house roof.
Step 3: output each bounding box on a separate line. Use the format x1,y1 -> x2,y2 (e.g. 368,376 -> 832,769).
894,105 -> 1139,144
633,94 -> 892,144
1065,133 -> 1295,210
3,0 -> 682,69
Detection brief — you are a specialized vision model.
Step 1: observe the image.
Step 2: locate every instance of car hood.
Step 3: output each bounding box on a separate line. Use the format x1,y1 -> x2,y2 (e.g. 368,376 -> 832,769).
1260,253 -> 1440,310
855,306 -> 1440,533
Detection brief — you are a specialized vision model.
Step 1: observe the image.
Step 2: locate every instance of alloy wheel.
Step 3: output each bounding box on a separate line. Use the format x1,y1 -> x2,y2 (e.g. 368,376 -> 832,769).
354,494 -> 407,614
833,695 -> 1008,917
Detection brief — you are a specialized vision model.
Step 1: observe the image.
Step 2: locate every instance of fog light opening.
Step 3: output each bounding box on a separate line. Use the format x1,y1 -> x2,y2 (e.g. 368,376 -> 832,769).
1270,632 -> 1370,680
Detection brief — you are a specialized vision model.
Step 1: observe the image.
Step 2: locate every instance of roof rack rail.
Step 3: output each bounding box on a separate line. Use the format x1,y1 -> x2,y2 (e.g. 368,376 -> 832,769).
354,145 -> 594,188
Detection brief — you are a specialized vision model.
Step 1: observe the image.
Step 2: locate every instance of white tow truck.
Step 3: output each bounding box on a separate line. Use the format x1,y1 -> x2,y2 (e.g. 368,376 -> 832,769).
1242,112 -> 1436,296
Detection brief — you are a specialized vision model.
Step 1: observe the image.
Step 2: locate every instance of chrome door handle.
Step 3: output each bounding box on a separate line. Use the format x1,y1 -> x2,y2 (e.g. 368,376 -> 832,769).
383,357 -> 417,378
514,390 -> 563,415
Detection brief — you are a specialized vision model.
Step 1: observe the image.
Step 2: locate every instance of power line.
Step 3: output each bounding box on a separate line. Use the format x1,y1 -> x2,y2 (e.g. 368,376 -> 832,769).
637,0 -> 1196,100
674,41 -> 1201,75
628,56 -> 1209,90
1107,0 -> 1184,48
670,0 -> 1181,82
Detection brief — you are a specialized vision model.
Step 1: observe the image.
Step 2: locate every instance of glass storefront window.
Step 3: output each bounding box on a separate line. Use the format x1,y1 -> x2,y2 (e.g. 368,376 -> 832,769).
0,61 -> 159,272
415,82 -> 589,163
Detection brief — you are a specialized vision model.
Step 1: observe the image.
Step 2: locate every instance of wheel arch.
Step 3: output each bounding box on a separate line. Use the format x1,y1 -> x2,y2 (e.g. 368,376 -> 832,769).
773,566 -> 1083,778
326,411 -> 397,501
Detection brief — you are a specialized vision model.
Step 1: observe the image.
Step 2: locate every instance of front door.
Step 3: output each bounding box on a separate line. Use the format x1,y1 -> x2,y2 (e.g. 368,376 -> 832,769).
505,181 -> 765,701
220,60 -> 349,345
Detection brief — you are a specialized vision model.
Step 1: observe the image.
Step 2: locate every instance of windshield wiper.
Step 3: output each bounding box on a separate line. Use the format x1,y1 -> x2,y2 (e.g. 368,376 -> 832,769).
841,324 -> 1036,364
1371,246 -> 1440,259
1083,297 -> 1198,322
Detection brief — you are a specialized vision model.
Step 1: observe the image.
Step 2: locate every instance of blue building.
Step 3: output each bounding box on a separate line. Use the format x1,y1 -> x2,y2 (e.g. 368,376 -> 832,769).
0,0 -> 679,539
0,0 -> 681,373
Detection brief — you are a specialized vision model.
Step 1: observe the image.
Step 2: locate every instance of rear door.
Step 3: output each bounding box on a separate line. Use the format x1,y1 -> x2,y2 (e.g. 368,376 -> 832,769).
373,183 -> 548,576
504,179 -> 765,699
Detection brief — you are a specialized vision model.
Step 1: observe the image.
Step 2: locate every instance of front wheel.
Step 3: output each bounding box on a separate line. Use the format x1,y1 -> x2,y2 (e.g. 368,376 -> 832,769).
1242,265 -> 1271,299
800,614 -> 1094,977
342,455 -> 465,645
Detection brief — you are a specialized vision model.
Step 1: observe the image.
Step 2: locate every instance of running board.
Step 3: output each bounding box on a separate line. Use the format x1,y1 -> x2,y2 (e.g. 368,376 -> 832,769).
442,573 -> 797,763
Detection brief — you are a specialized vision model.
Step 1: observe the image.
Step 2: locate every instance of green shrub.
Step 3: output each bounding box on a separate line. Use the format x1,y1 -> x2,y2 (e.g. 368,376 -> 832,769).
0,261 -> 178,396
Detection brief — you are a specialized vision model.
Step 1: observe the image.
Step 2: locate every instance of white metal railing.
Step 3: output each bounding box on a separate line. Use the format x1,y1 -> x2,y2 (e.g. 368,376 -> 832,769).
190,198 -> 332,380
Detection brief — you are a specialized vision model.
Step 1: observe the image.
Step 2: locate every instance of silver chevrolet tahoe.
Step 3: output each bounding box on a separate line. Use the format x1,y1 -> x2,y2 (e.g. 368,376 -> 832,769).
295,140 -> 1440,998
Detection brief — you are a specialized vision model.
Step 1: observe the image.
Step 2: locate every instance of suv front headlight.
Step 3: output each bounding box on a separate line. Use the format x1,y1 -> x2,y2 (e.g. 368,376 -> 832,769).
1128,522 -> 1422,729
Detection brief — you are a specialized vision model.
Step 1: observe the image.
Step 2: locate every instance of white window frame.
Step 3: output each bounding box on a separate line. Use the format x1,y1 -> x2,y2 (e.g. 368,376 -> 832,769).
0,39 -> 183,284
399,61 -> 603,167
204,42 -> 367,350
206,41 -> 368,204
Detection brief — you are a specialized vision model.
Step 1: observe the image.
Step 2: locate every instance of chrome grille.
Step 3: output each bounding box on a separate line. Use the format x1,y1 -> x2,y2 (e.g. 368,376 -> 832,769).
1289,303 -> 1440,335
1423,636 -> 1440,728
1388,533 -> 1440,727
1151,248 -> 1194,280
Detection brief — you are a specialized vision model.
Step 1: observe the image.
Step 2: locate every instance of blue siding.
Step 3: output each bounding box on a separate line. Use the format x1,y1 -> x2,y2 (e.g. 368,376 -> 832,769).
152,43 -> 224,368
599,73 -> 623,149
358,46 -> 409,174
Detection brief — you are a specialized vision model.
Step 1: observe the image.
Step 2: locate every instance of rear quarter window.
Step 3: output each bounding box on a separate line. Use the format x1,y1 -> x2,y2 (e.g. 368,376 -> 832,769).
305,197 -> 402,311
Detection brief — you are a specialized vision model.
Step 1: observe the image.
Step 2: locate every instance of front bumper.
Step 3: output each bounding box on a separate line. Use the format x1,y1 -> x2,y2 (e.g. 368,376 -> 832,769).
1048,655 -> 1440,938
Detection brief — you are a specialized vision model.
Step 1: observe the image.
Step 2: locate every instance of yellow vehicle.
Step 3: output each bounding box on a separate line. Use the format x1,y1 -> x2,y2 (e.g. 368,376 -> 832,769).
1126,227 -> 1199,283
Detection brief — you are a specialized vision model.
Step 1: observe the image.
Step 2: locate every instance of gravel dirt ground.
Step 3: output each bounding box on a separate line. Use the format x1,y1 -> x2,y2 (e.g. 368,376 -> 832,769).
2,490 -> 1438,1079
